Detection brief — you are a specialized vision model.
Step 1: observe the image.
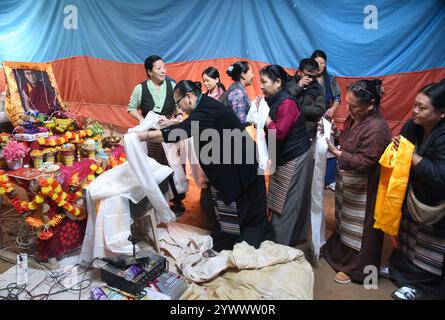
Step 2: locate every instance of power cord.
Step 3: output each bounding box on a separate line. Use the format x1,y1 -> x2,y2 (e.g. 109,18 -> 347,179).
0,256 -> 99,300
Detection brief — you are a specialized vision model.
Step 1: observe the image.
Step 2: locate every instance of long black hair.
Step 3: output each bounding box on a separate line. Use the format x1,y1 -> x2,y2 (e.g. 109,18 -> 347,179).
202,67 -> 226,91
260,65 -> 292,90
311,49 -> 328,74
174,80 -> 202,97
348,79 -> 383,113
419,80 -> 445,111
226,61 -> 250,81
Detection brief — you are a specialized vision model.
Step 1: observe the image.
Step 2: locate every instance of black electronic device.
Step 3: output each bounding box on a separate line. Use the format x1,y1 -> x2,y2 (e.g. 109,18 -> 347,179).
100,250 -> 167,296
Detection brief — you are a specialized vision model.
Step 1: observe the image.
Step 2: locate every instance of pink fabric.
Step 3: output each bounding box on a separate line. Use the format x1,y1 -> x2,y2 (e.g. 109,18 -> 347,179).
266,99 -> 301,141
109,145 -> 125,158
207,87 -> 225,101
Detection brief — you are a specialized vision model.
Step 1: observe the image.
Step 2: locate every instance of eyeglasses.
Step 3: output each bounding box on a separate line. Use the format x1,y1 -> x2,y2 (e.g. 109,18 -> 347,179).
174,94 -> 187,108
348,83 -> 375,98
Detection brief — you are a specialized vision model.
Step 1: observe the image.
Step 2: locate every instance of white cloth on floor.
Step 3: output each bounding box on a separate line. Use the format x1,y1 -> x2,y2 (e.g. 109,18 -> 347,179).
246,98 -> 270,171
180,241 -> 314,300
310,117 -> 331,263
158,223 -> 313,291
158,223 -> 229,283
80,140 -> 175,265
128,111 -> 188,195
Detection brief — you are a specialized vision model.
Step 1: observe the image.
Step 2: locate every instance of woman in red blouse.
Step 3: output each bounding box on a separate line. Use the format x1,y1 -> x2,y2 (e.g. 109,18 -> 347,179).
258,64 -> 312,247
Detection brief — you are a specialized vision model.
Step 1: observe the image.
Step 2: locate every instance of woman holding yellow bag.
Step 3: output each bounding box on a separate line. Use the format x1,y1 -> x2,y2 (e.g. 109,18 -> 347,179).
383,80 -> 445,300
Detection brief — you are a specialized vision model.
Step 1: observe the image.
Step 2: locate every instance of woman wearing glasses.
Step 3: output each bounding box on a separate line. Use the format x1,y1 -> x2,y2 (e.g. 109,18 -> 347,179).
323,79 -> 391,284
384,80 -> 445,300
137,80 -> 269,251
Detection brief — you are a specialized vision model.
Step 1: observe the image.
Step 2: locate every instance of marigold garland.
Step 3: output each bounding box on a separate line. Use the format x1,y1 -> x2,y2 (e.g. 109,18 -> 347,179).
37,129 -> 93,146
109,152 -> 127,168
0,160 -> 107,239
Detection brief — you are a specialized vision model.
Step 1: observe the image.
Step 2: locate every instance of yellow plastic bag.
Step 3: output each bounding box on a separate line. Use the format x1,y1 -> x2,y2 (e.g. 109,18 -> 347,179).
373,136 -> 414,235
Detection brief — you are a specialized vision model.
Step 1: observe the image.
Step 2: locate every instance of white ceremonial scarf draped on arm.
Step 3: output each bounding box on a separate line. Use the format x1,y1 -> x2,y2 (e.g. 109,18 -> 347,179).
128,111 -> 188,194
246,98 -> 270,171
80,134 -> 176,265
310,117 -> 332,263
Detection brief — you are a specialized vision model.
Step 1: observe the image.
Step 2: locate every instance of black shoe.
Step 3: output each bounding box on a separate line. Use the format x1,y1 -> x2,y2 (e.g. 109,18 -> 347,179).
379,266 -> 393,279
170,201 -> 186,215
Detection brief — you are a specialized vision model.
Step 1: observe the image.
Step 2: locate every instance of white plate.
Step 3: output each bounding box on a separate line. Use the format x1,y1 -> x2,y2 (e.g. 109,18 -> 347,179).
41,164 -> 60,173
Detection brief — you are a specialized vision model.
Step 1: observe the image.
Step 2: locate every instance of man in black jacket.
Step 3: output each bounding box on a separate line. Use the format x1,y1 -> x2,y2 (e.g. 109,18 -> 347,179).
286,58 -> 325,139
138,80 -> 269,251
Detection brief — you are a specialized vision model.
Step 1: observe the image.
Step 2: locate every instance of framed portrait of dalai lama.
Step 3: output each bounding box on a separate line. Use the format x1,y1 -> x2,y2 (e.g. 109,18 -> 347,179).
2,61 -> 65,126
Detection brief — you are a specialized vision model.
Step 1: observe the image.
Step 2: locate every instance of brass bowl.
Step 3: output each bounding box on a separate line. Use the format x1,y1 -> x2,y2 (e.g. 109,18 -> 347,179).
103,136 -> 121,149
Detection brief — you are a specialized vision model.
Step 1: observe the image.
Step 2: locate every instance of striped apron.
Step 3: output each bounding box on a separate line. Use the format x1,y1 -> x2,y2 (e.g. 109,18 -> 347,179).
267,158 -> 298,214
335,168 -> 368,252
399,210 -> 445,276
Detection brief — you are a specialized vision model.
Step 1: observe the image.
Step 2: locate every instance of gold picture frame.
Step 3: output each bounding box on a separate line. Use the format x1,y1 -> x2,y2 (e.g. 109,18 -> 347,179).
2,61 -> 66,126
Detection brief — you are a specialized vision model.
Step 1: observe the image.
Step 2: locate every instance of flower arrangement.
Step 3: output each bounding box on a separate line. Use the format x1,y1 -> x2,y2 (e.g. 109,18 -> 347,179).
2,140 -> 30,161
86,119 -> 105,136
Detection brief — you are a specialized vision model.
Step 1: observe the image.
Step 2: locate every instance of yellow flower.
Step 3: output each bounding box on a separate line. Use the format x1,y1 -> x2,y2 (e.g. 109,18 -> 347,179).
66,132 -> 73,139
0,187 -> 5,195
86,129 -> 93,136
54,185 -> 62,193
75,208 -> 81,216
59,137 -> 66,144
47,177 -> 54,185
38,137 -> 45,145
28,202 -> 37,210
41,186 -> 53,195
87,175 -> 95,181
58,200 -> 66,206
49,139 -> 56,146
89,164 -> 98,171
61,192 -> 67,200
51,193 -> 58,201
75,191 -> 83,198
96,167 -> 104,175
34,195 -> 44,204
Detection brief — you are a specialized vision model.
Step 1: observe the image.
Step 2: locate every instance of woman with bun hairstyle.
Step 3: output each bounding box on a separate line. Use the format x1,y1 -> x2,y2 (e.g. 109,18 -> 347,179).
323,79 -> 391,284
222,61 -> 255,125
202,67 -> 226,101
257,64 -> 312,247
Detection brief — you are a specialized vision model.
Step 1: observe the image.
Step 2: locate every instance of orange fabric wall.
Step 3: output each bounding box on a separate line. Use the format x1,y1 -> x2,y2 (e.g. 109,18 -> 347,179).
4,57 -> 445,134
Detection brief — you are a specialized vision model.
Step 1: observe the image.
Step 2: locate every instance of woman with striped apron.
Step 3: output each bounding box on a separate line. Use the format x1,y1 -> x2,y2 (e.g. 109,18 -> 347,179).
386,81 -> 445,300
323,79 -> 391,284
259,65 -> 312,247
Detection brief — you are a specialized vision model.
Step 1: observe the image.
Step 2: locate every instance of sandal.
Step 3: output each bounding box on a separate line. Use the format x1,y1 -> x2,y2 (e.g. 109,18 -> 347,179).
391,286 -> 420,300
334,271 -> 351,284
